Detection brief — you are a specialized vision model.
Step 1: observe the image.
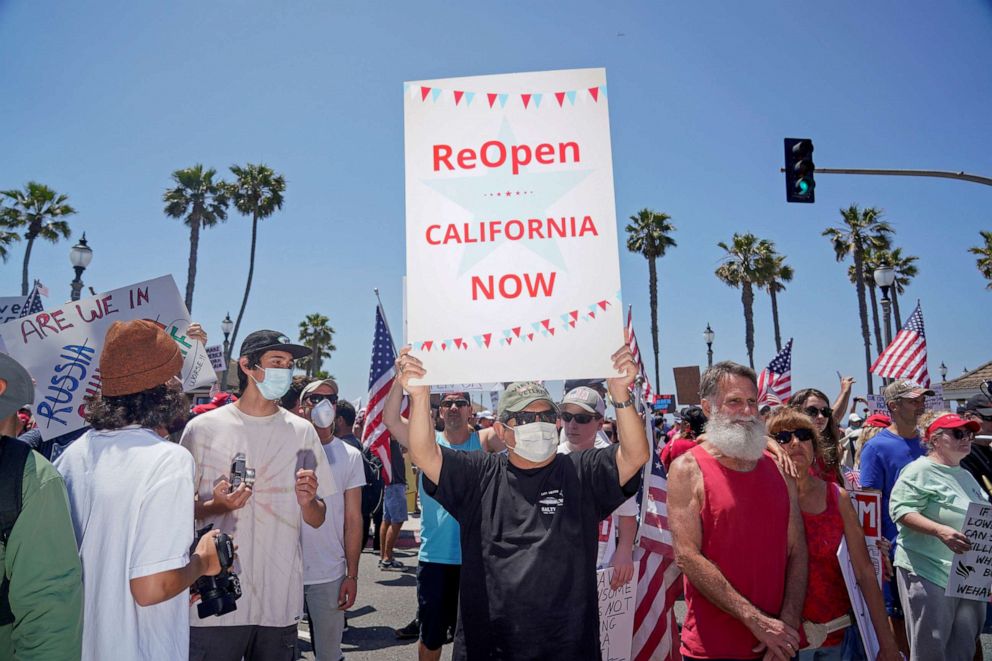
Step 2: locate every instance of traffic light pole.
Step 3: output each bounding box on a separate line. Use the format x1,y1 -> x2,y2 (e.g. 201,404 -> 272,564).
779,167 -> 992,187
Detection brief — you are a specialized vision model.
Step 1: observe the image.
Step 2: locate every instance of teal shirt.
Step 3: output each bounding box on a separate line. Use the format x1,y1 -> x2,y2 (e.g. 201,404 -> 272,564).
418,431 -> 481,564
890,456 -> 989,588
0,445 -> 83,660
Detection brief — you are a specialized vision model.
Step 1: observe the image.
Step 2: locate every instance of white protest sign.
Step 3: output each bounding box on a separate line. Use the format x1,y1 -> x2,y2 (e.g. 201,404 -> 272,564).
0,275 -> 215,440
945,502 -> 992,601
0,296 -> 29,324
865,384 -> 944,414
850,490 -> 883,587
404,68 -> 624,384
206,344 -> 226,371
597,566 -> 634,661
837,538 -> 880,660
429,383 -> 487,393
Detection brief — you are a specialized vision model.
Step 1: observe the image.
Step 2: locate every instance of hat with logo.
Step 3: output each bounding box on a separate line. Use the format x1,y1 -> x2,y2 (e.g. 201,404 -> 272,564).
0,353 -> 34,420
882,379 -> 935,404
925,413 -> 981,440
964,393 -> 992,417
100,319 -> 184,397
498,382 -> 557,418
239,330 -> 311,360
561,386 -> 605,416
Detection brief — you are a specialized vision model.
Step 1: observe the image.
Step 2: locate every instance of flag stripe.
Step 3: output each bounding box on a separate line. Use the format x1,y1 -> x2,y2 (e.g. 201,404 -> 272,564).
870,304 -> 930,387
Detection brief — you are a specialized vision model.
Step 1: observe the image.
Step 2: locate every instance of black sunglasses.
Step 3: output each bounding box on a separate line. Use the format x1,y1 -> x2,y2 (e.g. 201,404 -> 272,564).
603,429 -> 615,438
506,410 -> 559,426
560,412 -> 600,424
304,394 -> 338,405
942,428 -> 974,441
439,399 -> 470,409
804,406 -> 832,419
774,428 -> 815,444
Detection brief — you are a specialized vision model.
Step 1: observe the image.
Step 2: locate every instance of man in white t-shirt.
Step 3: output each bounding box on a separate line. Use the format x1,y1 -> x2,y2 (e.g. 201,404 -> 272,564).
55,319 -> 224,661
557,386 -> 637,588
181,330 -> 338,661
297,378 -> 366,661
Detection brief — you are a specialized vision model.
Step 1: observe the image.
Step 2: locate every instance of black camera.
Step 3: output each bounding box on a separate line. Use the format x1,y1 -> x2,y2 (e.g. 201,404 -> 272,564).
230,452 -> 255,492
190,524 -> 242,618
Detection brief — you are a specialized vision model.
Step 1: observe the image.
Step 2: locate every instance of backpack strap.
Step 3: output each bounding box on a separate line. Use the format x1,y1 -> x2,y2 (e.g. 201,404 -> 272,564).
0,436 -> 31,626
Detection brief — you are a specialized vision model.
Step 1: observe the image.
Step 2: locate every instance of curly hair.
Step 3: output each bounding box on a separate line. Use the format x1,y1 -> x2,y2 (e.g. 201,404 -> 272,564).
85,385 -> 188,431
766,408 -> 820,456
918,409 -> 952,454
788,388 -> 842,480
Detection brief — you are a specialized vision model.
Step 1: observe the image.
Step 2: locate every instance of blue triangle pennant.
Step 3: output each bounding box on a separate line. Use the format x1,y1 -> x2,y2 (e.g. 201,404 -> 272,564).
465,92 -> 475,106
533,93 -> 542,108
498,93 -> 509,108
431,88 -> 442,102
474,335 -> 484,348
566,90 -> 577,105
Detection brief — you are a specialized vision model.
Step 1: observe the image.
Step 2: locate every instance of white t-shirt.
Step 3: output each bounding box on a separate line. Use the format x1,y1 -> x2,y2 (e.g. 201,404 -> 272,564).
302,437 -> 366,584
55,427 -> 194,661
557,435 -> 638,567
180,404 -> 338,627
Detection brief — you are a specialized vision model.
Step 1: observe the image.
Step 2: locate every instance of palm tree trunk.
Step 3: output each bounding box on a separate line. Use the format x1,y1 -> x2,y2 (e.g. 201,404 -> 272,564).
648,256 -> 660,393
867,283 -> 882,354
891,288 -> 902,331
185,219 -> 200,313
743,282 -> 755,369
21,237 -> 35,296
854,249 -> 875,394
769,284 -> 782,352
229,209 -> 259,365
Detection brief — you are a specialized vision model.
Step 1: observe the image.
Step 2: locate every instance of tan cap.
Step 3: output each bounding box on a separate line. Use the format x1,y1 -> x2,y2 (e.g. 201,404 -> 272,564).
100,320 -> 182,396
882,379 -> 935,404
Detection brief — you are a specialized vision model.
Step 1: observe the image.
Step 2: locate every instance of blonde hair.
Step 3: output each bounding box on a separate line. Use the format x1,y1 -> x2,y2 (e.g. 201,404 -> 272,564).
918,409 -> 954,454
854,425 -> 884,467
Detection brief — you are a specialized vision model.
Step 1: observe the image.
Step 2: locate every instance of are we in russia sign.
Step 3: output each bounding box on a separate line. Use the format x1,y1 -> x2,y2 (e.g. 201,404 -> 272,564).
404,68 -> 624,384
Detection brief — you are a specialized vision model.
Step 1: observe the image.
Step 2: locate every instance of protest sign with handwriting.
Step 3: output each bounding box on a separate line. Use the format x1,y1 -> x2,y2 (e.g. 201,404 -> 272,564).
945,502 -> 992,601
597,567 -> 634,661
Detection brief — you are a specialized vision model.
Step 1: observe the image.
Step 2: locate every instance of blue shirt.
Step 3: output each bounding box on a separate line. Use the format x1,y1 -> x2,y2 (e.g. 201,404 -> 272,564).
859,428 -> 925,543
418,431 -> 481,564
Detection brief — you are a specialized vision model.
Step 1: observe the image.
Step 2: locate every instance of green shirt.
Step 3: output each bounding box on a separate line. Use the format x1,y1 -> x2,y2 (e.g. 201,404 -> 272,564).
890,456 -> 989,588
0,443 -> 83,660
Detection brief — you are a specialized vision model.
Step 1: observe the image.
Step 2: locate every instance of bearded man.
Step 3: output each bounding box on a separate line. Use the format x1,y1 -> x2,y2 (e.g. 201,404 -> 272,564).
667,361 -> 807,661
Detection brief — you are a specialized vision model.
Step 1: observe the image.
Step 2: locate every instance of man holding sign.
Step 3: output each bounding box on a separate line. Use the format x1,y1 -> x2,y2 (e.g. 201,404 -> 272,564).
395,343 -> 648,660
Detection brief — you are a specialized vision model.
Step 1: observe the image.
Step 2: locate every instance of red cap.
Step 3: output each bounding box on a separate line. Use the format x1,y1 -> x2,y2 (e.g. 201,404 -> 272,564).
926,413 -> 981,439
864,413 -> 891,428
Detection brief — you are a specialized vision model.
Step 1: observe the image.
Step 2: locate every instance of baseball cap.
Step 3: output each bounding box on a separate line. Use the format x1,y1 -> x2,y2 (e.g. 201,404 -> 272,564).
300,378 -> 339,401
882,379 -> 935,404
0,354 -> 34,420
926,413 -> 981,439
477,410 -> 495,421
964,393 -> 992,417
864,413 -> 892,428
561,386 -> 605,416
498,382 -> 557,418
240,330 -> 311,360
562,378 -> 606,393
848,413 -> 863,424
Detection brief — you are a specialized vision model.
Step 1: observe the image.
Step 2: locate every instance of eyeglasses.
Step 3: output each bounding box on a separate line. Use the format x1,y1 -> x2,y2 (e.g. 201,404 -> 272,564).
942,428 -> 974,441
774,428 -> 815,444
560,412 -> 600,424
304,394 -> 338,405
506,410 -> 559,426
804,406 -> 832,419
603,429 -> 615,438
439,399 -> 470,409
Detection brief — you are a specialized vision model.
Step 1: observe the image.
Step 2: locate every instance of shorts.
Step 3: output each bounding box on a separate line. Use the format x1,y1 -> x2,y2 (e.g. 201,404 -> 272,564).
382,483 -> 408,523
417,561 -> 460,650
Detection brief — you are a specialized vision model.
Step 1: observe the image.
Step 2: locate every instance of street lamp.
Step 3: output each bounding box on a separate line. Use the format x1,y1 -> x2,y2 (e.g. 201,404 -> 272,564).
939,362 -> 948,382
874,265 -> 896,387
220,312 -> 234,392
68,233 -> 93,302
703,323 -> 715,368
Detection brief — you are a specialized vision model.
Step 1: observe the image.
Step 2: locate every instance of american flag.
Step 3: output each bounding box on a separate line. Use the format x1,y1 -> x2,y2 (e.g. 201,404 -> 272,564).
757,338 -> 793,407
35,280 -> 50,297
18,284 -> 44,318
626,305 -> 654,404
632,437 -> 682,661
871,302 -> 930,387
361,304 -> 404,483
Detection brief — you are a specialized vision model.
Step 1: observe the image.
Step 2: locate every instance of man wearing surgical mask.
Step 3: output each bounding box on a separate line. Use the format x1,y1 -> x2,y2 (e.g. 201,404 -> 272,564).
395,343 -> 649,660
181,330 -> 339,661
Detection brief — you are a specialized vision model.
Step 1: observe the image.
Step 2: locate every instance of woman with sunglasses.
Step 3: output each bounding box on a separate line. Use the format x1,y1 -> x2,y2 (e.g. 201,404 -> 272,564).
765,408 -> 900,661
889,412 -> 988,660
788,388 -> 848,486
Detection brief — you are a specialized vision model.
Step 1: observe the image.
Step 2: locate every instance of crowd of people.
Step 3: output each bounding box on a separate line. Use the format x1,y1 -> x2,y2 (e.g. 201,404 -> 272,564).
1,318 -> 990,660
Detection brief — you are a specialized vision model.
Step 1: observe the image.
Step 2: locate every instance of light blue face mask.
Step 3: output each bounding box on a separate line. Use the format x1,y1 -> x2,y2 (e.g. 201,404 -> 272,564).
251,367 -> 293,401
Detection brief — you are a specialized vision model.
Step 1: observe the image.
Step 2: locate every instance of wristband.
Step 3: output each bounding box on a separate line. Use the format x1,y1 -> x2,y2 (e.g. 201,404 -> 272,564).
613,396 -> 635,409
344,575 -> 358,581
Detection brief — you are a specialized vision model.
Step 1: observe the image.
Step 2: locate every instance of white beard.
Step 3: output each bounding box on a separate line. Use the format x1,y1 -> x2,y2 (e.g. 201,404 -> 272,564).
705,411 -> 768,461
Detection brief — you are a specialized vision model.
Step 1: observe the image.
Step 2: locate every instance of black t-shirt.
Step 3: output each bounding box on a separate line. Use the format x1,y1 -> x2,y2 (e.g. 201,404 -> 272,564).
962,444 -> 992,500
388,437 -> 407,486
424,444 -> 640,661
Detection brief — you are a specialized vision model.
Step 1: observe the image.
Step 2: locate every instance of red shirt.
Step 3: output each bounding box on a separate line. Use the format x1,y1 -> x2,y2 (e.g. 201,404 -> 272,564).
681,446 -> 790,659
660,437 -> 697,472
801,483 -> 849,647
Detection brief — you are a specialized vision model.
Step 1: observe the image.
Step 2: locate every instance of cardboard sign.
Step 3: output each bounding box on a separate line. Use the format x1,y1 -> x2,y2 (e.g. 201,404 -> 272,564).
0,296 -> 29,324
945,502 -> 992,601
597,566 -> 635,661
206,344 -> 226,371
837,538 -> 880,659
850,490 -> 883,587
0,275 -> 215,440
673,366 -> 701,406
404,68 -> 624,384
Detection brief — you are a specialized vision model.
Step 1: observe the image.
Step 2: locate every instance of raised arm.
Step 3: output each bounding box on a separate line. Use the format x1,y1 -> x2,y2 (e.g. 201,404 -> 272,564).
382,378 -> 410,448
832,375 -> 854,426
607,341 -> 650,485
395,348 -> 442,484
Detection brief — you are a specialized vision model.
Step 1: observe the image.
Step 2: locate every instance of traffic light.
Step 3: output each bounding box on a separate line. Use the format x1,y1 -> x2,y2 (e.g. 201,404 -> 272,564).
784,138 -> 815,203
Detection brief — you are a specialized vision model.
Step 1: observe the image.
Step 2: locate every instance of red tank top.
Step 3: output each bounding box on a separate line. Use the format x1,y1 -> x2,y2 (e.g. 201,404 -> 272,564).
681,446 -> 790,660
801,482 -> 849,647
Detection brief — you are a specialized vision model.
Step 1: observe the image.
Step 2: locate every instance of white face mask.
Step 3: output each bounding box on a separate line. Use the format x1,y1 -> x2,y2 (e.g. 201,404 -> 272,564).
509,422 -> 559,463
311,399 -> 336,429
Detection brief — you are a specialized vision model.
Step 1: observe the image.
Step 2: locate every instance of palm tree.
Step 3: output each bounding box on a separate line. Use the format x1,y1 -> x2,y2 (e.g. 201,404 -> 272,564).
226,163 -> 287,365
823,205 -> 892,394
849,236 -> 892,354
969,231 -> 992,291
756,246 -> 793,352
163,165 -> 230,313
0,230 -> 17,262
625,209 -> 677,392
0,182 -> 76,294
715,233 -> 772,369
298,313 -> 337,377
878,246 -> 918,330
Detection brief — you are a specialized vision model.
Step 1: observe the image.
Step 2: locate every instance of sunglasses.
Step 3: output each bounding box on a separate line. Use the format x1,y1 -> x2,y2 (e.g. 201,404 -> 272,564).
804,406 -> 832,419
967,412 -> 992,423
603,429 -> 615,438
560,412 -> 600,424
439,399 -> 470,409
304,394 -> 338,405
506,410 -> 559,426
942,428 -> 974,441
774,428 -> 815,444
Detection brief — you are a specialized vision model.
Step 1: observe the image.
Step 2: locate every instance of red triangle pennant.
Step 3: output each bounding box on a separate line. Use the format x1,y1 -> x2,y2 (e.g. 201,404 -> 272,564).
423,341 -> 433,352
588,87 -> 599,102
441,343 -> 447,351
598,300 -> 609,310
421,86 -> 431,101
555,92 -> 566,107
588,311 -> 596,319
541,319 -> 551,330
569,310 -> 579,320
549,328 -> 556,336
506,337 -> 513,346
454,338 -> 462,348
521,93 -> 531,109
569,321 -> 576,328
527,333 -> 534,341
487,93 -> 498,108
453,90 -> 464,105
483,333 -> 492,348
512,327 -> 522,337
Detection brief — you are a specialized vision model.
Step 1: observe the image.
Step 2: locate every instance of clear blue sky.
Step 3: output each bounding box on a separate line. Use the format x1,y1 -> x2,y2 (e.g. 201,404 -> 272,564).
2,1 -> 990,403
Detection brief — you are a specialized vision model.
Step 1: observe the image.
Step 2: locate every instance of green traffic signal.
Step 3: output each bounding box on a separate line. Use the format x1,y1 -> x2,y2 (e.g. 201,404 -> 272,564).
784,138 -> 815,203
